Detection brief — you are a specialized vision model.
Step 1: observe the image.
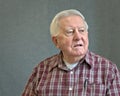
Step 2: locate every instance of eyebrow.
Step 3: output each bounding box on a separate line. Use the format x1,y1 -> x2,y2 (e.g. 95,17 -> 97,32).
65,26 -> 86,30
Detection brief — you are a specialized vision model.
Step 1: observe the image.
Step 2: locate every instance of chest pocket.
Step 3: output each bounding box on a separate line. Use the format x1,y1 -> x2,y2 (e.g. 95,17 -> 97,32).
85,80 -> 107,96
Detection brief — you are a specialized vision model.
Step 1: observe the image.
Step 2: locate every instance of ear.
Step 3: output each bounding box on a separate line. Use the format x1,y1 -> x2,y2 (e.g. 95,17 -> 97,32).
52,36 -> 59,48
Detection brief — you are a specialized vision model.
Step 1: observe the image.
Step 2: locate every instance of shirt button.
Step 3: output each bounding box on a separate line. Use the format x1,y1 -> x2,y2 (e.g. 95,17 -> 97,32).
69,87 -> 73,91
70,71 -> 73,74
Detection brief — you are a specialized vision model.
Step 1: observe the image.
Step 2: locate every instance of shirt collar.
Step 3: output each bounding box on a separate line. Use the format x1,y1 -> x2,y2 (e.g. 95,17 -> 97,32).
49,50 -> 94,72
84,50 -> 94,69
48,52 -> 63,72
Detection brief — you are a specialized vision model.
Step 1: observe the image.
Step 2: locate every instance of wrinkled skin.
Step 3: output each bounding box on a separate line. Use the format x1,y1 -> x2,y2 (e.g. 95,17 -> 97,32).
52,15 -> 89,63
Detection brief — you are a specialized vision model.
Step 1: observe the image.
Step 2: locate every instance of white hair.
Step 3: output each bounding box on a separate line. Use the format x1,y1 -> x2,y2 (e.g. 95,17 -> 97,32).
50,9 -> 88,37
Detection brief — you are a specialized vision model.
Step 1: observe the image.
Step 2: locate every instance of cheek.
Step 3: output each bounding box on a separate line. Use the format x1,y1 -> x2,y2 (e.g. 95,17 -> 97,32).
86,36 -> 89,45
83,34 -> 89,44
84,38 -> 89,50
57,38 -> 71,49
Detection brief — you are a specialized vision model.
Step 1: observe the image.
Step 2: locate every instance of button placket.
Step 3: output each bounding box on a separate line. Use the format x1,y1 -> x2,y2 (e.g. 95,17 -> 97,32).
69,70 -> 74,91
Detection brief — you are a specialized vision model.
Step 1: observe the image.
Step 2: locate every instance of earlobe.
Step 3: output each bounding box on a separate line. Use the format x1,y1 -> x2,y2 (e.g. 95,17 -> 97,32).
52,36 -> 59,48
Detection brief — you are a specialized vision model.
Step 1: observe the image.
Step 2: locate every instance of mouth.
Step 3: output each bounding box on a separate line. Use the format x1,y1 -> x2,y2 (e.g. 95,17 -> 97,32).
74,44 -> 83,47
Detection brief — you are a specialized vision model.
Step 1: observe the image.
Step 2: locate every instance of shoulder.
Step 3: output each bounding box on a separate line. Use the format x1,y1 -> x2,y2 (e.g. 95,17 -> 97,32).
33,53 -> 60,73
87,51 -> 114,66
86,51 -> 119,74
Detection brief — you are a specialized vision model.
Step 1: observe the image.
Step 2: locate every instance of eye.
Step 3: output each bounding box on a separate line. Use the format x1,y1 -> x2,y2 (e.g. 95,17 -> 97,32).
78,29 -> 85,32
65,29 -> 74,36
78,28 -> 85,33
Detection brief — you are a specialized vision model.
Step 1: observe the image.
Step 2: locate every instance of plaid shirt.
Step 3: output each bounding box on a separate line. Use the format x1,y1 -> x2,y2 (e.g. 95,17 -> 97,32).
22,51 -> 120,96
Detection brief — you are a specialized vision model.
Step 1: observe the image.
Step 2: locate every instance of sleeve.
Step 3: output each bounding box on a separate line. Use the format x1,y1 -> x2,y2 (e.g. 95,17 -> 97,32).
107,64 -> 120,96
21,66 -> 39,96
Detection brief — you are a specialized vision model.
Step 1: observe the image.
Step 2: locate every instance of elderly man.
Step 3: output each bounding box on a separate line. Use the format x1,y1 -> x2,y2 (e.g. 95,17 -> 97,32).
22,9 -> 120,96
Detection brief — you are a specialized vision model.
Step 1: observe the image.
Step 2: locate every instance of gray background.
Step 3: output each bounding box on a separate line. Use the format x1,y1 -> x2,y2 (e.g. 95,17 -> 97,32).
0,0 -> 120,96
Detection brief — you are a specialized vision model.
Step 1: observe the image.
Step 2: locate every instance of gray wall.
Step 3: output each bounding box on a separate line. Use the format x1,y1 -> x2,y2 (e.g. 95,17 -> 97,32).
0,0 -> 120,96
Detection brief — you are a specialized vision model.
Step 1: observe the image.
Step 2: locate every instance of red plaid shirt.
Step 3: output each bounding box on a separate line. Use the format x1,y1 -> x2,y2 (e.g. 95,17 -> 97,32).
22,51 -> 120,96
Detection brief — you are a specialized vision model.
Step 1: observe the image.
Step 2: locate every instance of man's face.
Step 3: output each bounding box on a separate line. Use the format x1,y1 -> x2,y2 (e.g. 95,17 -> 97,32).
52,15 -> 89,58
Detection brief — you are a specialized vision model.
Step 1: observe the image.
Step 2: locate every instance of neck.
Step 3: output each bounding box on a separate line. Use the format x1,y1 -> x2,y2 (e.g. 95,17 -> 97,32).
63,54 -> 85,64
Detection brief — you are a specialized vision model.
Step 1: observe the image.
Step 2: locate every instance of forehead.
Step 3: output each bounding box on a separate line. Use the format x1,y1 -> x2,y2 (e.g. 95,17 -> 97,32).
59,15 -> 85,28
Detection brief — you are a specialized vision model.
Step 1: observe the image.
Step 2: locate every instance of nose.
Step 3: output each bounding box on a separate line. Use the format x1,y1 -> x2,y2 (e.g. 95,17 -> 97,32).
73,29 -> 81,41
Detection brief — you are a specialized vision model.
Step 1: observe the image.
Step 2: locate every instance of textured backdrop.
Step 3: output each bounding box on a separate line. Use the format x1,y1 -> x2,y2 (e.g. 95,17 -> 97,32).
0,0 -> 120,95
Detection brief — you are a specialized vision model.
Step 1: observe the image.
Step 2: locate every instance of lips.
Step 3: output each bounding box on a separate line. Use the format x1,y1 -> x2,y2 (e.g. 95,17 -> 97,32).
74,44 -> 83,47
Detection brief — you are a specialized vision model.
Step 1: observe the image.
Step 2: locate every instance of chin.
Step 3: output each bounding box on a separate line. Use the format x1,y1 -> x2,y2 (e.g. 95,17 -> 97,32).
75,51 -> 86,56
